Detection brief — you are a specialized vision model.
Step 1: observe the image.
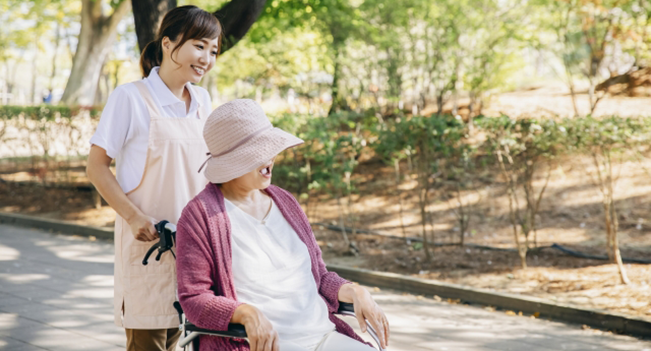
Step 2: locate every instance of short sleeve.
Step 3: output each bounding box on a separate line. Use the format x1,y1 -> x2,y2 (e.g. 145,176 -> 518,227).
89,85 -> 135,159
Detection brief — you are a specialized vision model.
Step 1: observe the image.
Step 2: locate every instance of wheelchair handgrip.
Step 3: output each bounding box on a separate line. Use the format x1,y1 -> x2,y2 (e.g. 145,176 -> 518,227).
338,302 -> 354,314
185,322 -> 248,339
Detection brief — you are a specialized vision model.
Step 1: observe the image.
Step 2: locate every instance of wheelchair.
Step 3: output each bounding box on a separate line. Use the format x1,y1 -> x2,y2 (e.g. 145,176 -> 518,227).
143,221 -> 386,351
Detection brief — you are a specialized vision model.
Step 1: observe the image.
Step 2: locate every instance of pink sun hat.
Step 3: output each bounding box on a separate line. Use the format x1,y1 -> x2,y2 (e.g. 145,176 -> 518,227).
198,99 -> 304,184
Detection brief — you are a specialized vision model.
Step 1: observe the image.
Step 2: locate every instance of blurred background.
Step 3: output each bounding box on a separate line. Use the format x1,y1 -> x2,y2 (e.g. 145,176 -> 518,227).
0,0 -> 650,322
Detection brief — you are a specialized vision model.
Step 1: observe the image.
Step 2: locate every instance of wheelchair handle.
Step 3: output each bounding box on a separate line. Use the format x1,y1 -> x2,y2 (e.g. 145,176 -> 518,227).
142,220 -> 177,265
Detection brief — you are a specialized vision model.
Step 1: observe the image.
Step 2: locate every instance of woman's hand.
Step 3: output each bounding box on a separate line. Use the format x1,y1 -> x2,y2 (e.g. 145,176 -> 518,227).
126,212 -> 158,242
87,145 -> 156,241
232,304 -> 279,351
338,284 -> 389,349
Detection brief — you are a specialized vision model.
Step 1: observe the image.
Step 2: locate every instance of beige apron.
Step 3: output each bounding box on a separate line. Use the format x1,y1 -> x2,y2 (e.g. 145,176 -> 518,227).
114,81 -> 208,329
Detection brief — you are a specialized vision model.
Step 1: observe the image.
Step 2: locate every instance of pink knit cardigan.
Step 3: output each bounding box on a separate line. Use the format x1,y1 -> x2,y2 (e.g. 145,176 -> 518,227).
176,183 -> 366,351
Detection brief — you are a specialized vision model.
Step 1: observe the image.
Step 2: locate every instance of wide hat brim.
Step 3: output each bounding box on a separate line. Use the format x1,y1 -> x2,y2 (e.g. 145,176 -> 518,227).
203,127 -> 304,184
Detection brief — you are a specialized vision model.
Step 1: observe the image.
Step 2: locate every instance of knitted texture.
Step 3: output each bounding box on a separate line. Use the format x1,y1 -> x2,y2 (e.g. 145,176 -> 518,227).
201,99 -> 303,183
176,183 -> 368,351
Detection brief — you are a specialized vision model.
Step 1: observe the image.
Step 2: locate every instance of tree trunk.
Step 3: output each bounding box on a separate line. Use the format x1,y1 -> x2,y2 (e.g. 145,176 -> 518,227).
394,159 -> 407,238
417,148 -> 432,262
50,22 -> 61,90
335,193 -> 350,247
132,0 -> 176,52
2,63 -> 9,105
497,148 -> 527,269
60,0 -> 131,105
604,152 -> 630,285
215,0 -> 267,52
328,47 -> 344,116
30,37 -> 38,105
456,184 -> 467,246
130,0 -> 267,61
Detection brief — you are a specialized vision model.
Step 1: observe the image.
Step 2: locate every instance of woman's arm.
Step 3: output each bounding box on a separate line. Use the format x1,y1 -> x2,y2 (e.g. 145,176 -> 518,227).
86,145 -> 157,241
176,202 -> 243,330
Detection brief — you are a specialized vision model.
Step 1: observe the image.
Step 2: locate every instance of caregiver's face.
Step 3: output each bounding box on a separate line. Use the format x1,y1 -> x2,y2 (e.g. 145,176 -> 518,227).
230,157 -> 276,190
165,36 -> 219,84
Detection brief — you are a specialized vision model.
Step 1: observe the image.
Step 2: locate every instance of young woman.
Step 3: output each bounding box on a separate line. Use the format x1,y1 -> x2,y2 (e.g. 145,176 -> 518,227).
176,99 -> 390,351
86,6 -> 222,351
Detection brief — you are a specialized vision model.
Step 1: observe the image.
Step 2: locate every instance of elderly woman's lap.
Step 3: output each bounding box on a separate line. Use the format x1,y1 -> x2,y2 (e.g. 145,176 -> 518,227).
280,331 -> 375,351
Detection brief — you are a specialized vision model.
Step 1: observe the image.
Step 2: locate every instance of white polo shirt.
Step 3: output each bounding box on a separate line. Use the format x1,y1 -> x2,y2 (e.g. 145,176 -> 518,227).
90,67 -> 212,193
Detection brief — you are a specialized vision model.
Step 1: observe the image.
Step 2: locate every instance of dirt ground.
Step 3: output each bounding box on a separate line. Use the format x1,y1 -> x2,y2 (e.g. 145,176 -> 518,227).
1,88 -> 650,322
1,151 -> 650,321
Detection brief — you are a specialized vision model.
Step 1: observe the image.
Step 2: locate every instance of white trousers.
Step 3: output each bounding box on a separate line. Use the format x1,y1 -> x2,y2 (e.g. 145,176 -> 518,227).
279,331 -> 376,351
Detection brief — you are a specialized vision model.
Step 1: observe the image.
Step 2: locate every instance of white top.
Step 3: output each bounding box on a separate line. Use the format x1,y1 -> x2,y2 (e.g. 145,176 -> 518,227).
89,67 -> 212,193
225,197 -> 335,349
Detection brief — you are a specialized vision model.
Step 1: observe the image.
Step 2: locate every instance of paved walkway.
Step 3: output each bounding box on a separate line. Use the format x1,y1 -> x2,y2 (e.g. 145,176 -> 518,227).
0,224 -> 650,351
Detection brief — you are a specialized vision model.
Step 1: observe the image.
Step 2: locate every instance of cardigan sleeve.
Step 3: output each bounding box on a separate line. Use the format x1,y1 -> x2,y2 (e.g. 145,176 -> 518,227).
313,236 -> 351,313
176,200 -> 243,331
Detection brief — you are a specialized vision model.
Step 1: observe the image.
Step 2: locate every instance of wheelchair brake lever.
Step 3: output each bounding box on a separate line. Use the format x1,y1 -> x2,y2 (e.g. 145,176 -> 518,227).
142,242 -> 160,265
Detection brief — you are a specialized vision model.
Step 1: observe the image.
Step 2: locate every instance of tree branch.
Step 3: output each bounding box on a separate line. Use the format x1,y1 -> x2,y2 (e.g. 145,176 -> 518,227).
106,0 -> 132,33
214,0 -> 268,53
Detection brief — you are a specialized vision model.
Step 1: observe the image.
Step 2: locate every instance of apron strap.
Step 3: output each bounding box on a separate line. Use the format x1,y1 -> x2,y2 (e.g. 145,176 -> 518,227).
134,81 -> 162,117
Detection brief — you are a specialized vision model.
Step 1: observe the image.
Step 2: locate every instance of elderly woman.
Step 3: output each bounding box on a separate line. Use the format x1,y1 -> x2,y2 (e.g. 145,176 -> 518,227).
176,99 -> 389,351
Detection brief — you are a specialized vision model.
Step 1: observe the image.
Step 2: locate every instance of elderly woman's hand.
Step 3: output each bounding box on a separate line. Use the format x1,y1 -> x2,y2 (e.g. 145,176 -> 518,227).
338,284 -> 390,349
232,304 -> 279,351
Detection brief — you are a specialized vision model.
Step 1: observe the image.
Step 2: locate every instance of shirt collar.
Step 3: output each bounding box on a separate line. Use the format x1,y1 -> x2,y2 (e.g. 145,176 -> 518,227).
147,67 -> 201,110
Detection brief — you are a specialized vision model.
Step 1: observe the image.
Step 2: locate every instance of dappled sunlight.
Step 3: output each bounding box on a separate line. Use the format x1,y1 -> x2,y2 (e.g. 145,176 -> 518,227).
80,274 -> 114,287
0,244 -> 19,261
38,242 -> 114,264
535,228 -> 592,245
433,264 -> 651,318
0,313 -> 17,334
63,287 -> 114,299
0,273 -> 49,284
61,206 -> 116,228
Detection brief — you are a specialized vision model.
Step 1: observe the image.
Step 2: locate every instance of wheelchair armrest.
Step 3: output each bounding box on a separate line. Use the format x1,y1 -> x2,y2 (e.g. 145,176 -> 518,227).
185,321 -> 248,339
337,301 -> 354,314
176,301 -> 357,343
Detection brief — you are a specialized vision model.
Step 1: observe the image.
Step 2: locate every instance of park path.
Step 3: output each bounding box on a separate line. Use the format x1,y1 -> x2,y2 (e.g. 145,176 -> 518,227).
0,224 -> 650,351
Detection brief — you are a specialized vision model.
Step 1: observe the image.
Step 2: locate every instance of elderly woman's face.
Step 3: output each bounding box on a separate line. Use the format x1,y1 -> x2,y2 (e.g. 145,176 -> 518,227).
229,157 -> 276,190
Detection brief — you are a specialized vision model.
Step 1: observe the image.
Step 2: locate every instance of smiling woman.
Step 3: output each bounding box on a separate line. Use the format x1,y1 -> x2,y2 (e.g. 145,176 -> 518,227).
85,5 -> 223,351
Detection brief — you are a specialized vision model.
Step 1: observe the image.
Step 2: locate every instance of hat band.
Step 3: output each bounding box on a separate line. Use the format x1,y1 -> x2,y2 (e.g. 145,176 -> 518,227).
197,124 -> 273,174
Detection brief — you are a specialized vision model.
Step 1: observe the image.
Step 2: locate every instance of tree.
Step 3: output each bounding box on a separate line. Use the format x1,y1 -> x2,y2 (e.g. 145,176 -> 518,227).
132,0 -> 176,52
565,116 -> 650,284
375,114 -> 465,261
60,0 -> 131,105
132,0 -> 268,53
477,116 -> 566,269
61,0 -> 267,106
534,0 -> 641,116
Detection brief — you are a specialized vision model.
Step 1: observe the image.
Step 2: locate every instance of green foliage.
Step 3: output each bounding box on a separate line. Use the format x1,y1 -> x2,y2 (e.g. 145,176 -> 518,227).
476,115 -> 568,162
300,112 -> 370,194
271,111 -> 372,200
0,105 -> 101,121
374,114 -> 466,173
564,115 -> 651,153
